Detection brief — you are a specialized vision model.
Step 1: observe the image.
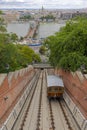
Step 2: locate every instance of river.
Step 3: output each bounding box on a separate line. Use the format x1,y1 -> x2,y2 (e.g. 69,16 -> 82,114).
7,22 -> 65,39
7,22 -> 30,38
37,22 -> 65,39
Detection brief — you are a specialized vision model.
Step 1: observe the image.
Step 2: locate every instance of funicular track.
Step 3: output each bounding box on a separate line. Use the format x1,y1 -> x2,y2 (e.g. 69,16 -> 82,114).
19,73 -> 40,130
15,70 -> 44,130
13,69 -> 80,130
49,99 -> 74,130
36,69 -> 56,130
59,100 -> 73,130
46,69 -> 79,130
12,70 -> 41,130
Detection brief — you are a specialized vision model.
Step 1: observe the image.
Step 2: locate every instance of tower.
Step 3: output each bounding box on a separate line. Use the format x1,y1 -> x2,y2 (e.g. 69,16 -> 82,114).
42,5 -> 44,12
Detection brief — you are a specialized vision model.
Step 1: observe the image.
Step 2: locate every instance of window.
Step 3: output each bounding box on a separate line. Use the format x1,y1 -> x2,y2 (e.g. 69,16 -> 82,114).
54,88 -> 58,91
48,88 -> 51,91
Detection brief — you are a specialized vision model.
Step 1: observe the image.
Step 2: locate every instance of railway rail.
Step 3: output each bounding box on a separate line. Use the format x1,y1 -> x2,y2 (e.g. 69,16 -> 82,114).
9,69 -> 82,130
12,70 -> 41,130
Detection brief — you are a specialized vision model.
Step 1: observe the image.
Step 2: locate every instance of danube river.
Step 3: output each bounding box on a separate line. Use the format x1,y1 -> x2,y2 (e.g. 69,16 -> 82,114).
37,22 -> 65,38
7,22 -> 65,39
7,22 -> 30,38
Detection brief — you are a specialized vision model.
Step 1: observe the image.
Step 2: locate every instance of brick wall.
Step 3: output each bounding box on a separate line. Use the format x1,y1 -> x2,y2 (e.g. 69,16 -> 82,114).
55,69 -> 87,119
0,65 -> 35,126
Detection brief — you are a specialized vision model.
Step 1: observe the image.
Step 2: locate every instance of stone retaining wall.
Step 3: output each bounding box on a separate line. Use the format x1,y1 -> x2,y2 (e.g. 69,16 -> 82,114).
55,69 -> 87,119
0,65 -> 35,127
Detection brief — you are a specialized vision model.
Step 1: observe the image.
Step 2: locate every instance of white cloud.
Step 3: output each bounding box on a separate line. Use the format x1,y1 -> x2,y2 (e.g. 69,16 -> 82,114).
0,0 -> 87,9
2,0 -> 24,2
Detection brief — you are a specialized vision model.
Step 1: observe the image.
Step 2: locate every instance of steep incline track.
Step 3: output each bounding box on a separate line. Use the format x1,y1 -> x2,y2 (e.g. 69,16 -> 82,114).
13,69 -> 80,130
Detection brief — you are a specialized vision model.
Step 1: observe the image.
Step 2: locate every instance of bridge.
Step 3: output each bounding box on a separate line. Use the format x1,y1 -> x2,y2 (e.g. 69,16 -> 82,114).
24,21 -> 39,39
32,63 -> 54,69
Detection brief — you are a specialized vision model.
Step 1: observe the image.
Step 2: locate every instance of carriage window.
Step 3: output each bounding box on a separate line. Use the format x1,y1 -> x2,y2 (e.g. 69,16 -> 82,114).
55,88 -> 58,91
48,88 -> 51,91
59,88 -> 62,90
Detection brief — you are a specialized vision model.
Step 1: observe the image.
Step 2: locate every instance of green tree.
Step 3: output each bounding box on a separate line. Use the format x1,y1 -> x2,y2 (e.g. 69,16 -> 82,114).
39,45 -> 46,55
10,33 -> 18,42
19,15 -> 32,21
17,44 -> 41,67
44,17 -> 87,72
0,43 -> 20,72
0,10 -> 41,73
40,15 -> 55,21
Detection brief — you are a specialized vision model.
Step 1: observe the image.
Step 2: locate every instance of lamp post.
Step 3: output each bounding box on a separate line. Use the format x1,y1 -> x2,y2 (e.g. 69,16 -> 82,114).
5,64 -> 9,74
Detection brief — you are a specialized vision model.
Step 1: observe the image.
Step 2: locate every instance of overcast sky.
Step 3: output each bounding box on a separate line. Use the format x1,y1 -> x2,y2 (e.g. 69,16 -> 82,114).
0,0 -> 87,9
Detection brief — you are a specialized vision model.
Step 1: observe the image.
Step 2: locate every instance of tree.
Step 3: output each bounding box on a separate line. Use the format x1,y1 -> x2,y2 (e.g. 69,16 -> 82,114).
19,14 -> 32,21
44,17 -> 87,72
40,15 -> 55,21
0,43 -> 20,72
10,33 -> 18,42
39,45 -> 46,55
0,10 -> 41,73
17,44 -> 41,67
0,43 -> 41,73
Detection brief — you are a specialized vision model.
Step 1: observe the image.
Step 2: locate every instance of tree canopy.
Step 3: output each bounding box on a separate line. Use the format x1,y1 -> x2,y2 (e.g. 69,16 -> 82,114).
0,11 -> 41,73
19,14 -> 33,21
39,45 -> 46,55
0,42 -> 41,73
40,14 -> 55,21
44,17 -> 87,72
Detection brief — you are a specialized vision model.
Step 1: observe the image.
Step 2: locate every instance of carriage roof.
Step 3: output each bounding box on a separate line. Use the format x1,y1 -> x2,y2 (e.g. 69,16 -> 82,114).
47,75 -> 64,87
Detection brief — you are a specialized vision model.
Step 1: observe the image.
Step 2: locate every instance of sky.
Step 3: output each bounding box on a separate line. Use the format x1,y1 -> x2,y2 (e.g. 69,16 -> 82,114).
0,0 -> 87,9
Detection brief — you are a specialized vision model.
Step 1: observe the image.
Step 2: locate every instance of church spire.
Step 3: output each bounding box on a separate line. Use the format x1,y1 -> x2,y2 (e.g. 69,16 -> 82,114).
42,5 -> 44,11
